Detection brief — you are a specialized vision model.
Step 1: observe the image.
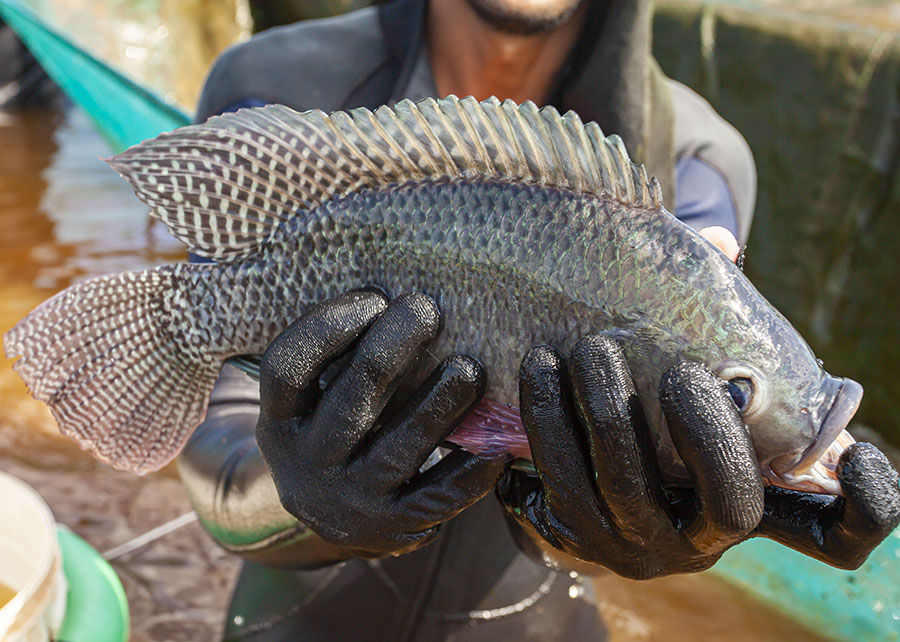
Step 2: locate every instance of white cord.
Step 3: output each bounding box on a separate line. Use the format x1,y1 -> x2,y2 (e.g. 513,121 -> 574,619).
102,511 -> 198,561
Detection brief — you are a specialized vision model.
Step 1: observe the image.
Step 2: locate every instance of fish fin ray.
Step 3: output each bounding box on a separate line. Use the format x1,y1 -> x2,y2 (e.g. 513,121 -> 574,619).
3,267 -> 222,473
107,97 -> 663,260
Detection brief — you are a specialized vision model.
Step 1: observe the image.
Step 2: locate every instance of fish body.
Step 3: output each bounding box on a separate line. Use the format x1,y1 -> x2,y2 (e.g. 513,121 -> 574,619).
4,97 -> 861,492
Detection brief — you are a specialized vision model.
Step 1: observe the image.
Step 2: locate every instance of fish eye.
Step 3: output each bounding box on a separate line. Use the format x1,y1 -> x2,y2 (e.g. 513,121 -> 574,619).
727,377 -> 754,413
714,362 -> 769,420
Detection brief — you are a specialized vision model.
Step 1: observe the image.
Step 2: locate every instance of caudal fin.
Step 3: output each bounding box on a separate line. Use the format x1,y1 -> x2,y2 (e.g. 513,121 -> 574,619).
3,267 -> 222,474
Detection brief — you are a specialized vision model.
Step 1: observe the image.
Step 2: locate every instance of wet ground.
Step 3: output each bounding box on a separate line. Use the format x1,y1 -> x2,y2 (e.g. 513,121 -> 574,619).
0,103 -> 836,641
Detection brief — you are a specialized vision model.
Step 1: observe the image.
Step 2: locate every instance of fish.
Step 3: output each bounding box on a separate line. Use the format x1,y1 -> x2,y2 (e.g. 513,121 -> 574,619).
3,96 -> 861,494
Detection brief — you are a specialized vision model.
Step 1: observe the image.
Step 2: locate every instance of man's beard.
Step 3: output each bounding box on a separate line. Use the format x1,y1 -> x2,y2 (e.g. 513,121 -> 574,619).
463,0 -> 586,35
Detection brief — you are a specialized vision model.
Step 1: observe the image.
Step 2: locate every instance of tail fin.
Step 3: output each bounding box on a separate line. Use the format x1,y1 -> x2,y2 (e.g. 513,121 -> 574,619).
3,267 -> 222,474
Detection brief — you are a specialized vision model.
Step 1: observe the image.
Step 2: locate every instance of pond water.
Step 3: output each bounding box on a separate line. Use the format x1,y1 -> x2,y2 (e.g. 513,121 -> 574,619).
0,102 -> 835,641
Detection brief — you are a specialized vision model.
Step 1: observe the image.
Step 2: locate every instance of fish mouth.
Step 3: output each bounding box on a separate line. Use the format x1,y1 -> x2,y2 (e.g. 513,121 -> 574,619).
765,377 -> 863,495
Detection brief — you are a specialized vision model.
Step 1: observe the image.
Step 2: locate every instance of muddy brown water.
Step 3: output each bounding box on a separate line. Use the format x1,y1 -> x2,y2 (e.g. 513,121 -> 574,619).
0,105 -> 830,641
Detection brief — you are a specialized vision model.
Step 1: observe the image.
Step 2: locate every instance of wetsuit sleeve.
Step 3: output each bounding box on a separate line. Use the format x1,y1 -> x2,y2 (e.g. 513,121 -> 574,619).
673,156 -> 740,239
177,365 -> 353,569
669,80 -> 757,244
193,36 -> 280,123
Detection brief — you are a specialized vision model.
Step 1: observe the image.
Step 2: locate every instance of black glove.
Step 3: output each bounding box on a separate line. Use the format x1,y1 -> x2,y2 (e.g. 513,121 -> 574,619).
498,335 -> 900,579
256,290 -> 505,558
756,443 -> 900,569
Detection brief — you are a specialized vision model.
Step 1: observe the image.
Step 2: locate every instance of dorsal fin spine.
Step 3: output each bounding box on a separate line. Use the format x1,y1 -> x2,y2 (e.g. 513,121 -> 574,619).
649,176 -> 663,210
551,110 -> 584,192
452,97 -> 495,175
585,124 -> 615,197
486,99 -> 528,177
360,108 -> 415,178
564,113 -> 599,194
108,97 -> 665,261
411,99 -> 466,172
372,104 -> 429,176
505,101 -> 546,182
328,112 -> 383,181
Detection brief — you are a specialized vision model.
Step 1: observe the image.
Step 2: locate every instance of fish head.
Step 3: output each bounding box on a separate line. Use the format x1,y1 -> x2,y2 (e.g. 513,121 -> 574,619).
710,321 -> 862,496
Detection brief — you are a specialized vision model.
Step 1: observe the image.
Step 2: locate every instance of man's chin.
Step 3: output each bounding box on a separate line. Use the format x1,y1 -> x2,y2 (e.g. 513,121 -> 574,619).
463,0 -> 586,35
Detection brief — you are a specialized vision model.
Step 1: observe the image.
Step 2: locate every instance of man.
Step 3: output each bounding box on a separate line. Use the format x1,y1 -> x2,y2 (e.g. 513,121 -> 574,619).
178,0 -> 900,639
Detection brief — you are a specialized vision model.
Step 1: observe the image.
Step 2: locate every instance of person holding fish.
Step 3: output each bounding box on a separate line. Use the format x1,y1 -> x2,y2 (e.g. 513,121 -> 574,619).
5,0 -> 898,640
173,0 -> 900,637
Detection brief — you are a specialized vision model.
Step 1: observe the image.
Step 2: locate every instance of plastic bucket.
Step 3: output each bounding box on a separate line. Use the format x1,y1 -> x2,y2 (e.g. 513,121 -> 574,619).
0,471 -> 66,642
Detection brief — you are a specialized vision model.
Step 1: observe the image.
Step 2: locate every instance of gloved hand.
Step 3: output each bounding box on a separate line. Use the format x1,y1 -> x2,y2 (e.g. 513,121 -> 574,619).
256,290 -> 505,558
756,444 -> 900,569
497,335 -> 900,579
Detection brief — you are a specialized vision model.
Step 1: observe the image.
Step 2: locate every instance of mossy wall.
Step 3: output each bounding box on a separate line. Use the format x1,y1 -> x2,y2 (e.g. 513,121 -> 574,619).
654,1 -> 900,446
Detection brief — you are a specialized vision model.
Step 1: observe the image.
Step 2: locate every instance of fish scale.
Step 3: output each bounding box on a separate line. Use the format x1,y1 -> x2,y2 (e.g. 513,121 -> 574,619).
162,177 -> 760,481
3,97 -> 860,495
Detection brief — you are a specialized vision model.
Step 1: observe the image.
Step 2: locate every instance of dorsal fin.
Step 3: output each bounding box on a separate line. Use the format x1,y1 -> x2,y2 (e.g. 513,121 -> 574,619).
108,96 -> 664,261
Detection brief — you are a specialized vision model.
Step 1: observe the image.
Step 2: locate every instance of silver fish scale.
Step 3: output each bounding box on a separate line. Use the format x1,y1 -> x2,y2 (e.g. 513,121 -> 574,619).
177,176 -> 766,417
7,98 -> 833,476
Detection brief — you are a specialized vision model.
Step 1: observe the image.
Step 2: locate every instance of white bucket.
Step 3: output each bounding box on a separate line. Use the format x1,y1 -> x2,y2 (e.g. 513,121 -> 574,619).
0,472 -> 66,642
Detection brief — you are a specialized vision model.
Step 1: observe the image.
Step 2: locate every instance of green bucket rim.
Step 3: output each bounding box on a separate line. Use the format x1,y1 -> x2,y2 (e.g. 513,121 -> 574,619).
56,526 -> 129,642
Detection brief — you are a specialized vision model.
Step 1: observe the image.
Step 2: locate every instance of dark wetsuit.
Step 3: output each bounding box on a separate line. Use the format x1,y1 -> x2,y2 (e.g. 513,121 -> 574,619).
177,1 -> 757,639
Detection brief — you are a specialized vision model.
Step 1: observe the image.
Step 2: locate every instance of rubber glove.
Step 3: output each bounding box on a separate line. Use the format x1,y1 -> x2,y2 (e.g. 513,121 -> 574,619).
255,290 -> 505,559
498,335 -> 900,579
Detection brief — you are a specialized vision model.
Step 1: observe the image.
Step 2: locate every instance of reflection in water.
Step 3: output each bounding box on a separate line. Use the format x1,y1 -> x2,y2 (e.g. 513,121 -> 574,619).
37,108 -> 183,283
0,106 -> 182,437
0,107 -> 827,641
0,107 -> 62,437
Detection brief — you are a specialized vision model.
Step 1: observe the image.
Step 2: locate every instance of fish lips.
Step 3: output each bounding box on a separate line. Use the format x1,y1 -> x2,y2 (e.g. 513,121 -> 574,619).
768,376 -> 863,493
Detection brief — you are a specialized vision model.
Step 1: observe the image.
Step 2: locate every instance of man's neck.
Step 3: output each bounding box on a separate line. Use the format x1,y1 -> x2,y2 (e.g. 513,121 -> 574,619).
427,0 -> 588,105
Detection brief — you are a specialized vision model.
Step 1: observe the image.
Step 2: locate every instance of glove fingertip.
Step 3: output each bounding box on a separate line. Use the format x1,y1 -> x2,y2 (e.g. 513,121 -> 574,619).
519,347 -> 573,433
659,362 -> 726,406
351,285 -> 390,302
384,292 -> 442,342
438,354 -> 486,401
568,334 -> 635,402
571,334 -> 621,361
838,442 -> 900,527
521,345 -> 564,376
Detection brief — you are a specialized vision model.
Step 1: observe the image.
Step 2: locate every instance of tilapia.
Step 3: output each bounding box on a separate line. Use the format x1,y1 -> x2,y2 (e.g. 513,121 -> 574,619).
4,96 -> 861,494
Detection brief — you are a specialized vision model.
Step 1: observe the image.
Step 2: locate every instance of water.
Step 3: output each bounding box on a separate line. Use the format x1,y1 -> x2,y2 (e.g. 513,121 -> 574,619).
0,102 -> 835,641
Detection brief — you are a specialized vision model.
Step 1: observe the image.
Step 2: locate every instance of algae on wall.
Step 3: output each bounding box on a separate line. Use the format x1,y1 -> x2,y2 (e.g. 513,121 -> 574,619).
654,1 -> 900,446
